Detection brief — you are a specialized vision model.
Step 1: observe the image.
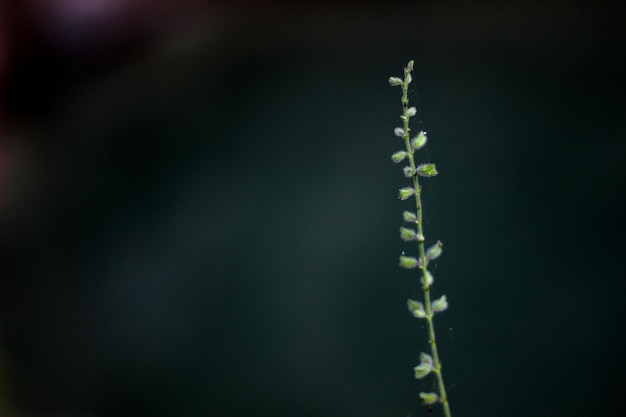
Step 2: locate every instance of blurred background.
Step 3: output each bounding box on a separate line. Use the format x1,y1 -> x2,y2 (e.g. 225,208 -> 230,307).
1,1 -> 625,416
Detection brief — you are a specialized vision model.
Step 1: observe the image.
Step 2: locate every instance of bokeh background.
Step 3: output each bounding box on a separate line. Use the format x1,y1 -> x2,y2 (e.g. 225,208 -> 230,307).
1,1 -> 625,417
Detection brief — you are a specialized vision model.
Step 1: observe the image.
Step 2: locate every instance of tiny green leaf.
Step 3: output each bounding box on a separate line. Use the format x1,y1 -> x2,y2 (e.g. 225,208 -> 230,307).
391,151 -> 408,163
405,73 -> 412,85
388,77 -> 403,86
399,255 -> 419,269
416,163 -> 438,177
406,60 -> 415,72
419,392 -> 439,405
400,227 -> 417,242
407,299 -> 426,318
414,362 -> 432,379
426,240 -> 443,261
398,187 -> 415,200
394,127 -> 405,137
411,131 -> 427,151
431,295 -> 449,313
402,211 -> 417,223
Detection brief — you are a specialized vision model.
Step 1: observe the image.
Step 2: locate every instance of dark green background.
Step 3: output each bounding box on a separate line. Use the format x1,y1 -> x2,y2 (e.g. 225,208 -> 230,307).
2,2 -> 625,417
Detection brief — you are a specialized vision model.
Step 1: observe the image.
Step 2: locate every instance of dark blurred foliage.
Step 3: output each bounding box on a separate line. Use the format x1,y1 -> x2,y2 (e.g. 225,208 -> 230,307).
1,1 -> 625,417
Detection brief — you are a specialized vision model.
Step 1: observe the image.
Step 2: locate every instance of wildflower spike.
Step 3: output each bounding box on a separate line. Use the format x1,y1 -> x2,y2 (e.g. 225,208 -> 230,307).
388,60 -> 452,417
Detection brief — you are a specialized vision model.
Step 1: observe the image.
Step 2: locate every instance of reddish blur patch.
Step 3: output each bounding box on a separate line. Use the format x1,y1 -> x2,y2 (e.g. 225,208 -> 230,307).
0,0 -> 221,128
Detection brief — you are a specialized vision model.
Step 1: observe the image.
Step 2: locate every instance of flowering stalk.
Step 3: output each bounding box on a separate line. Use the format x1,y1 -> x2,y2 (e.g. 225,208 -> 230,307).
389,60 -> 452,417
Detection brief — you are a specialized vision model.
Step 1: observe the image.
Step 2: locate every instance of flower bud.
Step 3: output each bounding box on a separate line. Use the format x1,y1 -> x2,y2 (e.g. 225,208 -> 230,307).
402,211 -> 417,223
400,227 -> 417,241
399,255 -> 419,269
402,166 -> 414,178
416,163 -> 438,177
391,151 -> 407,163
411,131 -> 427,151
426,240 -> 443,261
406,107 -> 417,117
419,392 -> 439,405
421,270 -> 433,288
398,187 -> 415,200
431,295 -> 448,313
394,127 -> 405,137
407,299 -> 426,318
419,352 -> 433,367
414,361 -> 432,379
388,77 -> 403,86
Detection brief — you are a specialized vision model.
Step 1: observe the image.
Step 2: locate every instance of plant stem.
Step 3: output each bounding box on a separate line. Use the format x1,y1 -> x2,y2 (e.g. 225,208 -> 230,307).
399,66 -> 452,417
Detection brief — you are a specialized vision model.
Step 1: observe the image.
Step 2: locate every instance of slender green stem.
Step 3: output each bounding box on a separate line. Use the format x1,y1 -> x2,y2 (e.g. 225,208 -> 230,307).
399,65 -> 451,417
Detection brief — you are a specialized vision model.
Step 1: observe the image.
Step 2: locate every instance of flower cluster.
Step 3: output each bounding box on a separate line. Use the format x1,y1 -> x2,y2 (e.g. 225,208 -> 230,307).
388,60 -> 452,417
